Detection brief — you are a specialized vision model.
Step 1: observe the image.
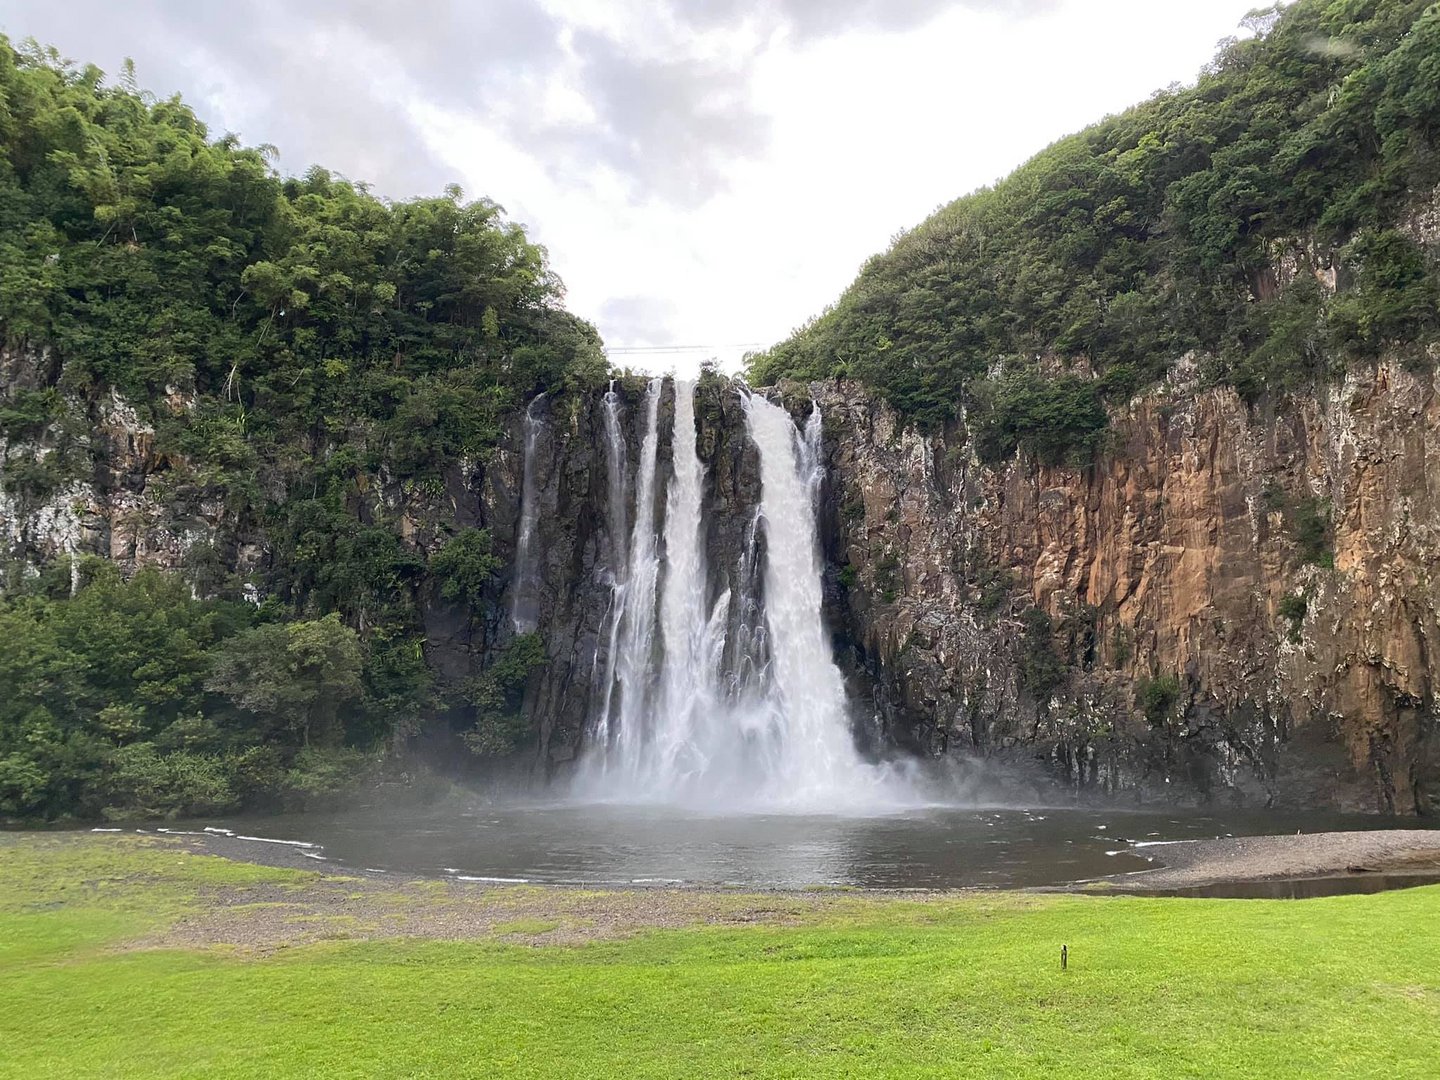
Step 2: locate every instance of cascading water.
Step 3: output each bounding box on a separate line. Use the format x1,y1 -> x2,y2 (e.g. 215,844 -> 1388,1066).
592,382 -> 631,735
797,402 -> 826,513
724,507 -> 770,704
588,378 -> 663,780
510,393 -> 546,633
600,381 -> 629,572
655,379 -> 730,784
580,378 -> 910,810
737,393 -> 884,806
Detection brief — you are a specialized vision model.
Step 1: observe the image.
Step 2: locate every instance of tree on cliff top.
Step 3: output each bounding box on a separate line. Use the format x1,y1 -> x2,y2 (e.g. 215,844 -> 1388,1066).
0,36 -> 609,818
0,34 -> 607,470
749,0 -> 1440,459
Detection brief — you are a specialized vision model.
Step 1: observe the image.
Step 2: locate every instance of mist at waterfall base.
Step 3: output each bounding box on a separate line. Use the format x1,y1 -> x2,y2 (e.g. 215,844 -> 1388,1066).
572,378 -> 954,813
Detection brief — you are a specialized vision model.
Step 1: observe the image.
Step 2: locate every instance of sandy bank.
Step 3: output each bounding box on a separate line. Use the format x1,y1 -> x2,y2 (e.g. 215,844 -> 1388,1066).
1093,829 -> 1440,892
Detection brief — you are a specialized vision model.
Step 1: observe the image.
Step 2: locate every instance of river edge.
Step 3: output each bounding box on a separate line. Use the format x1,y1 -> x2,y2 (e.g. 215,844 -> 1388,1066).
1071,828 -> 1440,894
7,828 -> 1440,953
84,824 -> 1440,895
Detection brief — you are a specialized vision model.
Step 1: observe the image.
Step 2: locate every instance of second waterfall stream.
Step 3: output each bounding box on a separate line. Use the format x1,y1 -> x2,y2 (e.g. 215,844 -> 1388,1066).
573,378 -> 911,811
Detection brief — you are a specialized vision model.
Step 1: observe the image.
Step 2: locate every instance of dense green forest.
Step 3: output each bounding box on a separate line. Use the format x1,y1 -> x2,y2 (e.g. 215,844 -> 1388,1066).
0,37 -> 603,819
750,0 -> 1440,460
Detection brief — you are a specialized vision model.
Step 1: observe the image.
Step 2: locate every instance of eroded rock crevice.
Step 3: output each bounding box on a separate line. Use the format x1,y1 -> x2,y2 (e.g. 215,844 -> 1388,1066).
811,363 -> 1438,813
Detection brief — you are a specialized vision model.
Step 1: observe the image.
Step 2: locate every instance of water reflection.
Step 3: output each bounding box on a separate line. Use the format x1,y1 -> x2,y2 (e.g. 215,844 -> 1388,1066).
169,802 -> 1431,891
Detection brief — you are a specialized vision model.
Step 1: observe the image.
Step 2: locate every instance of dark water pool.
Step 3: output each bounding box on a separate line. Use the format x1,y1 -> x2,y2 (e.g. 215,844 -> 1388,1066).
157,802 -> 1432,891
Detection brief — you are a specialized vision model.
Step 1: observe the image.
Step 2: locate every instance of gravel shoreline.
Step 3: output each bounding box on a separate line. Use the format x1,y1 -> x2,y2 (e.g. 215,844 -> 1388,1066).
102,824 -> 1440,895
1088,829 -> 1440,892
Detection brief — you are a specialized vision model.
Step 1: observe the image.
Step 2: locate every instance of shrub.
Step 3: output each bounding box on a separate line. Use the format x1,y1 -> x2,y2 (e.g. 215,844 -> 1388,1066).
972,370 -> 1109,467
1136,675 -> 1182,727
283,746 -> 380,802
1278,593 -> 1308,642
460,634 -> 546,758
0,387 -> 64,440
429,528 -> 503,606
99,744 -> 237,820
1288,497 -> 1333,567
1018,607 -> 1066,703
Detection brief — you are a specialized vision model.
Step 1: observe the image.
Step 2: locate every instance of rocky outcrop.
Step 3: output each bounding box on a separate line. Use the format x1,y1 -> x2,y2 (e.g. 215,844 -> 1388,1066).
0,346 -> 237,581
4,337 -> 1436,812
815,359 -> 1439,814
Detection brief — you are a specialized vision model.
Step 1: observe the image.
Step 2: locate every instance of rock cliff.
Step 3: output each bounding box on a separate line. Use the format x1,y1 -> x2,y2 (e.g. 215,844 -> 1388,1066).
3,346 -> 1436,812
815,360 -> 1439,814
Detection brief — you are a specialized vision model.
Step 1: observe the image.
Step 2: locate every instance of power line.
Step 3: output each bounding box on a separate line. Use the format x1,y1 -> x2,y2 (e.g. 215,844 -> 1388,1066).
604,343 -> 767,353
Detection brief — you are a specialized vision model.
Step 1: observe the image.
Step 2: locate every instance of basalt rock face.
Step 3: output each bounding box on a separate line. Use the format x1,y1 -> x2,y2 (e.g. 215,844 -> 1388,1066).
0,342 -> 612,771
469,376 -> 769,772
812,360 -> 1439,814
0,359 -> 762,779
5,340 -> 1438,812
0,345 -> 256,582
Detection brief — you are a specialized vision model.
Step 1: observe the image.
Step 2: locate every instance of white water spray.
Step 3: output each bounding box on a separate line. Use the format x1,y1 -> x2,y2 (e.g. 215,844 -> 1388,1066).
579,380 -> 913,810
655,379 -> 730,783
600,381 -> 629,572
592,382 -> 630,732
738,393 -> 879,806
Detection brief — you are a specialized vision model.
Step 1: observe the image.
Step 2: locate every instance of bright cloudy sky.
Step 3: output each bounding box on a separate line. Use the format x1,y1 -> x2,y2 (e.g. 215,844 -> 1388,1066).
3,0 -> 1264,374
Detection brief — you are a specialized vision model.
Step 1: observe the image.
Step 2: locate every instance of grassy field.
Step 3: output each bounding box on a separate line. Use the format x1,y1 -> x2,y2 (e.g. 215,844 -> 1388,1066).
2,834 -> 1437,1078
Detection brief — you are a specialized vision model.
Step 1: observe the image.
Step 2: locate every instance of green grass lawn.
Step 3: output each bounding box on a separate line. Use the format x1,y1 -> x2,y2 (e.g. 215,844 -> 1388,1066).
2,835 -> 1437,1079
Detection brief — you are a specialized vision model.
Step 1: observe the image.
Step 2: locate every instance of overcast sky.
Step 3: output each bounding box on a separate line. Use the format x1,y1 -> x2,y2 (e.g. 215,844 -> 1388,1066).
3,0 -> 1264,374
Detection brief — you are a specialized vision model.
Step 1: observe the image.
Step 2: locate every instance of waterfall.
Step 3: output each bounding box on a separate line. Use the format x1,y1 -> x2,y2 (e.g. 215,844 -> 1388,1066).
724,507 -> 770,704
741,393 -> 870,804
578,377 -> 907,810
590,378 -> 663,779
510,393 -> 546,633
798,404 -> 826,512
592,382 -> 630,736
600,381 -> 629,572
656,379 -> 729,784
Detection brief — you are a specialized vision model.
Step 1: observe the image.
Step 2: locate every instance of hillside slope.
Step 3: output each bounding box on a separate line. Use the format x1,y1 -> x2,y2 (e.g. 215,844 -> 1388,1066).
0,38 -> 605,819
751,0 -> 1440,455
746,0 -> 1440,812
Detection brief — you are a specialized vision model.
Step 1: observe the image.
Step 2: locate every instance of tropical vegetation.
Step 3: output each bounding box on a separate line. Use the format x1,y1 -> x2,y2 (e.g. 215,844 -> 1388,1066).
0,36 -> 603,819
750,0 -> 1440,462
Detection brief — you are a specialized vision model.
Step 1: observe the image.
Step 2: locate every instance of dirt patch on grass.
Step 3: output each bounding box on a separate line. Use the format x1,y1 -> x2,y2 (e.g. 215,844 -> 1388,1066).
106,832 -> 857,951
131,874 -> 839,951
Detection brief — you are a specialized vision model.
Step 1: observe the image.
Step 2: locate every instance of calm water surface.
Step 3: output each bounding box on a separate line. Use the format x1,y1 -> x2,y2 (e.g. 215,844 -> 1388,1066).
165,803 -> 1431,890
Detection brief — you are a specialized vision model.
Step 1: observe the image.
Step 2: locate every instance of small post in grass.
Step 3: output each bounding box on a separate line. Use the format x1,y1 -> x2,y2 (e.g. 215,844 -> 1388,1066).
1061,944 -> 1068,971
